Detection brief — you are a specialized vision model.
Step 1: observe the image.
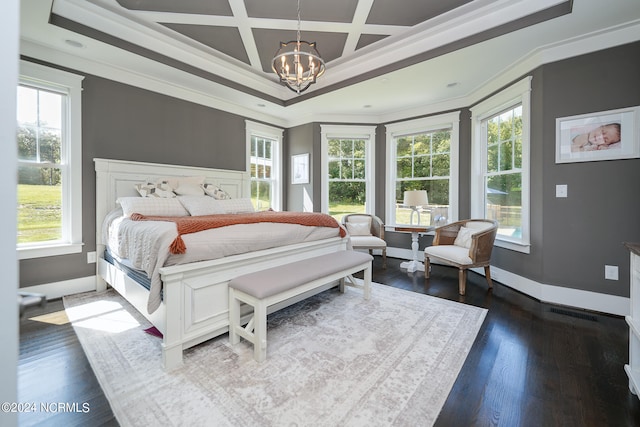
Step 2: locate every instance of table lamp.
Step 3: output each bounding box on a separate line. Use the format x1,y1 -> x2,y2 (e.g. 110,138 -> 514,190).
403,190 -> 429,225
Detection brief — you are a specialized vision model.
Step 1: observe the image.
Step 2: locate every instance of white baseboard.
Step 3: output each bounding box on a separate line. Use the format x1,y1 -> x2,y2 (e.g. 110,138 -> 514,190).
19,276 -> 97,300
387,246 -> 629,316
22,252 -> 630,317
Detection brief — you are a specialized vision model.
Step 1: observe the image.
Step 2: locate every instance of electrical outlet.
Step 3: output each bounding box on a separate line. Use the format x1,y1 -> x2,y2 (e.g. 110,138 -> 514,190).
87,251 -> 97,264
605,265 -> 619,281
556,184 -> 568,198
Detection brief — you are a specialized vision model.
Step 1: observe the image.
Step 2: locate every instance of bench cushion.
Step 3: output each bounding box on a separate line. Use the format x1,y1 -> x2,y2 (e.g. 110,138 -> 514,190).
228,250 -> 372,299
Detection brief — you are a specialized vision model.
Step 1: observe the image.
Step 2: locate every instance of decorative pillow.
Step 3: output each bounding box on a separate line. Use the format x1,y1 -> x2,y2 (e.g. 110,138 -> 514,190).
134,182 -> 175,198
215,198 -> 255,214
117,197 -> 189,218
202,183 -> 231,200
178,196 -> 225,216
157,176 -> 205,191
346,222 -> 371,236
453,226 -> 475,249
174,183 -> 205,196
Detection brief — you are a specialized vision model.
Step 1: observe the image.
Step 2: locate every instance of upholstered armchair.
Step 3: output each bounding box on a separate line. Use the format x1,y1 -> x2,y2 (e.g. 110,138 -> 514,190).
424,219 -> 498,295
342,214 -> 387,268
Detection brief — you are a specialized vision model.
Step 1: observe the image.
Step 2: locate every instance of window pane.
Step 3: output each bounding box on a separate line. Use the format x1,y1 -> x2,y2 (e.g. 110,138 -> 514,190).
353,159 -> 365,179
397,158 -> 412,179
432,132 -> 450,153
17,166 -> 62,243
413,156 -> 430,177
413,135 -> 430,156
340,160 -> 352,179
328,140 -> 340,157
328,181 -> 366,219
396,137 -> 412,157
251,180 -> 271,211
500,140 -> 513,171
340,140 -> 353,157
486,173 -> 522,239
431,153 -> 450,176
328,160 -> 341,179
17,125 -> 37,161
353,140 -> 365,158
39,129 -> 61,164
514,136 -> 523,169
487,144 -> 499,173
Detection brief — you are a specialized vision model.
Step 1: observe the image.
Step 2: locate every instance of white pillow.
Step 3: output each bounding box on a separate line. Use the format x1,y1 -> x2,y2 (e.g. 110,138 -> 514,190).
134,182 -> 175,198
178,196 -> 225,216
453,226 -> 475,249
117,197 -> 189,218
174,183 -> 205,196
346,222 -> 371,236
215,198 -> 255,214
202,183 -> 231,200
157,176 -> 205,191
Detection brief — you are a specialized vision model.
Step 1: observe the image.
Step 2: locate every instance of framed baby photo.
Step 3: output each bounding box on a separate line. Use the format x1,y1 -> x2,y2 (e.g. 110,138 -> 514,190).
555,106 -> 640,163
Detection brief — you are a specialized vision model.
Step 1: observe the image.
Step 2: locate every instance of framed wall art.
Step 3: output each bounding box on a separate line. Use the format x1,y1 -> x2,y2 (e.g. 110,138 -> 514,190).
555,106 -> 640,163
291,153 -> 309,184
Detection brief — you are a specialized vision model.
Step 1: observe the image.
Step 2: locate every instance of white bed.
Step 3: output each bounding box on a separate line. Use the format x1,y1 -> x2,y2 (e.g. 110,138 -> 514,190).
95,158 -> 347,369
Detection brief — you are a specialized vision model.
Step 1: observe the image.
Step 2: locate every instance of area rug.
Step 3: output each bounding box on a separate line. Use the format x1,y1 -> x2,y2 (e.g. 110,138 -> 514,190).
64,282 -> 487,427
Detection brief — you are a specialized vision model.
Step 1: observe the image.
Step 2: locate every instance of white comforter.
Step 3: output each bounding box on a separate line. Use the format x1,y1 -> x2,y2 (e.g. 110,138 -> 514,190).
106,212 -> 342,313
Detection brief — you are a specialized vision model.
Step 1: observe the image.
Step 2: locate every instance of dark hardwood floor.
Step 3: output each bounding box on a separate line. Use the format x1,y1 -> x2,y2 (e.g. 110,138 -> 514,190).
18,256 -> 640,426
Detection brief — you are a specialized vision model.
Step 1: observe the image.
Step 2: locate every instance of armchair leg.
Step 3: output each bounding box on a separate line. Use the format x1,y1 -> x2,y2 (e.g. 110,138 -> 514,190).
424,256 -> 431,279
484,266 -> 493,290
458,269 -> 467,295
382,249 -> 387,268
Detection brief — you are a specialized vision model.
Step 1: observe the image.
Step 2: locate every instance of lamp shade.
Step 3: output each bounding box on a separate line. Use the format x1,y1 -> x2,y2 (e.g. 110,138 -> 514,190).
403,190 -> 428,207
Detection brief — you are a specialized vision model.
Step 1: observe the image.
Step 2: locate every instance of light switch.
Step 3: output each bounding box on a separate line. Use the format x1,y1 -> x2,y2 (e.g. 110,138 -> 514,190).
556,184 -> 568,198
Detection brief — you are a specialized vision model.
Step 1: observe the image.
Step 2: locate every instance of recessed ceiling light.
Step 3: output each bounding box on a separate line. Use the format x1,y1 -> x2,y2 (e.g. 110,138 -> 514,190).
64,39 -> 84,48
257,103 -> 266,108
363,104 -> 372,109
380,78 -> 389,84
446,82 -> 459,88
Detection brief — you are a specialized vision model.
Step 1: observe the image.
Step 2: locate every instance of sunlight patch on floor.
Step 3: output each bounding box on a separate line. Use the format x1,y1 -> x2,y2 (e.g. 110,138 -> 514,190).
29,310 -> 70,325
66,300 -> 140,333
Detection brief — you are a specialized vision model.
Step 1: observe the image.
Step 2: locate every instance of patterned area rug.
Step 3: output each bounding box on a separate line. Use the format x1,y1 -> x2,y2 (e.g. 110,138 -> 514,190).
64,282 -> 486,426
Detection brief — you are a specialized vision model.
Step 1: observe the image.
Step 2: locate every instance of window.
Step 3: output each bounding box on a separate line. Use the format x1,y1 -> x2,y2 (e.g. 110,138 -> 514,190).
321,125 -> 376,219
17,61 -> 83,259
246,121 -> 282,211
385,113 -> 460,226
471,77 -> 531,253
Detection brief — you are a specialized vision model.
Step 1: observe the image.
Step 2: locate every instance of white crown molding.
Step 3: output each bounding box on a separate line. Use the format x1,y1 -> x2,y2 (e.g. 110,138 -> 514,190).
54,0 -> 284,96
20,39 -> 290,128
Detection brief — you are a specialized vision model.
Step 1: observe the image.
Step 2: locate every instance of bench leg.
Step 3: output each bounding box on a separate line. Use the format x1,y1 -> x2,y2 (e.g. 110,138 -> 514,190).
254,301 -> 267,363
363,262 -> 372,300
228,288 -> 240,346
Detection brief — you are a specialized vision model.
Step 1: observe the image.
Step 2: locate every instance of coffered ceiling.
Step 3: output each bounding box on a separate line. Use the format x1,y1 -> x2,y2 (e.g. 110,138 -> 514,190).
19,0 -> 640,126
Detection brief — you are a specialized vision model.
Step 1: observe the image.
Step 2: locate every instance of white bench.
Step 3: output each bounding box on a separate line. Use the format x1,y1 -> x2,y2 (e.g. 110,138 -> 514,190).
228,250 -> 373,362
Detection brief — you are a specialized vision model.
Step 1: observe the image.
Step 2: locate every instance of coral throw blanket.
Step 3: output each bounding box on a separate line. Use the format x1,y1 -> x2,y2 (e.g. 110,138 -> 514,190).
130,211 -> 346,254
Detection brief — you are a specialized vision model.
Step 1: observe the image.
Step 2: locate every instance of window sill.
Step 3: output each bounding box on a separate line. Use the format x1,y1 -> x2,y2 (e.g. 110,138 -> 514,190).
494,237 -> 530,254
17,242 -> 84,260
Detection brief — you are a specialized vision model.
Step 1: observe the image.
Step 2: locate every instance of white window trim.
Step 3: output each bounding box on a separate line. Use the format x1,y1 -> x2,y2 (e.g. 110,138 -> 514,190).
320,125 -> 376,215
17,61 -> 84,260
246,120 -> 283,211
385,112 -> 460,227
470,76 -> 532,253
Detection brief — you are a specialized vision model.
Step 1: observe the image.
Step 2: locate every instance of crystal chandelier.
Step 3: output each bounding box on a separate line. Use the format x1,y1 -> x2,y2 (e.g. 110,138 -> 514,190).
271,0 -> 325,94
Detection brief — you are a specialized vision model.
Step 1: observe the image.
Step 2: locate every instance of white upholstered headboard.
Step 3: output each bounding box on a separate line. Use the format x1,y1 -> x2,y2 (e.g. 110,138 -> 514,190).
94,158 -> 249,247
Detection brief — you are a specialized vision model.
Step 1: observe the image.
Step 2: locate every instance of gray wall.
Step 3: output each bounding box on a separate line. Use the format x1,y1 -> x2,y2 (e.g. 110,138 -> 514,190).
21,42 -> 640,300
285,123 -> 315,211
